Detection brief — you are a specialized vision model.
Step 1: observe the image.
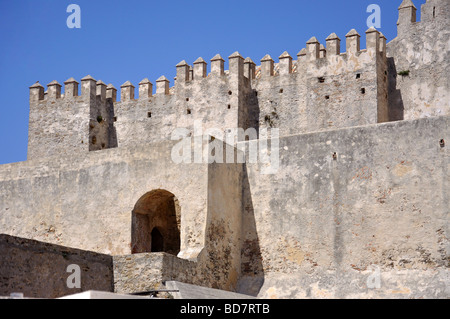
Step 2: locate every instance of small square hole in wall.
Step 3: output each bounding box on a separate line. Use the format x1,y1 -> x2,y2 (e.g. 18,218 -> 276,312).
147,112 -> 152,118
227,104 -> 231,109
113,116 -> 117,122
361,88 -> 366,94
187,109 -> 191,115
318,77 -> 325,83
279,89 -> 284,93
325,95 -> 330,100
356,73 -> 361,79
228,91 -> 232,95
186,98 -> 189,102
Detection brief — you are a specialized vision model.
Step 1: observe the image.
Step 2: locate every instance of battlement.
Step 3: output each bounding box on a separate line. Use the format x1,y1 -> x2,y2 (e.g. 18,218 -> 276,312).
28,75 -> 117,159
27,26 -> 389,158
30,75 -> 103,102
3,0 -> 448,300
108,52 -> 252,149
255,27 -> 386,79
30,24 -> 385,104
249,27 -> 389,135
26,0 -> 449,160
397,0 -> 449,34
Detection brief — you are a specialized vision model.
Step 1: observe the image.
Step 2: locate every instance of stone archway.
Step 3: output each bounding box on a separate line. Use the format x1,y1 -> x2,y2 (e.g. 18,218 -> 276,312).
131,190 -> 181,255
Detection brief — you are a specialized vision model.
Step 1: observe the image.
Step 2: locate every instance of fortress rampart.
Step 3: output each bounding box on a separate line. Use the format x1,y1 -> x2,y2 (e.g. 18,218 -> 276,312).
1,0 -> 448,298
26,0 -> 449,162
28,25 -> 391,159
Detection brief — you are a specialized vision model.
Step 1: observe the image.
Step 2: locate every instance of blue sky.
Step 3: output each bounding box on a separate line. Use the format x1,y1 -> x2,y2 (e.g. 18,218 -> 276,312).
0,0 -> 426,164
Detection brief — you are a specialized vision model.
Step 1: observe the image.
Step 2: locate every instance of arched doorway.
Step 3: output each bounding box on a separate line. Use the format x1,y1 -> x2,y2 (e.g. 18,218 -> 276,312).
131,190 -> 181,255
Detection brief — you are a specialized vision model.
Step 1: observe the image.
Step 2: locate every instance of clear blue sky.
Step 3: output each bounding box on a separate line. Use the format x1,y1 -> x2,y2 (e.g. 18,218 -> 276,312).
0,0 -> 426,164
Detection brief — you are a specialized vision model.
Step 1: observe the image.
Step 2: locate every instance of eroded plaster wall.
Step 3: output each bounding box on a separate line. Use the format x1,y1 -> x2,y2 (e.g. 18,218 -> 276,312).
238,116 -> 449,298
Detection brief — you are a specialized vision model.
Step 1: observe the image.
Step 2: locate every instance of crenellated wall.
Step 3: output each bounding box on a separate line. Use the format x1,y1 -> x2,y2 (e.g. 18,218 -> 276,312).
28,76 -> 117,160
27,26 -> 391,159
112,53 -> 255,150
253,27 -> 388,136
26,1 -> 448,162
6,0 -> 448,298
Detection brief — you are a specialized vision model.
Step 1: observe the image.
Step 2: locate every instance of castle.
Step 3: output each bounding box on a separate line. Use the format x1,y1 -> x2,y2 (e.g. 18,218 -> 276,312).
0,0 -> 448,298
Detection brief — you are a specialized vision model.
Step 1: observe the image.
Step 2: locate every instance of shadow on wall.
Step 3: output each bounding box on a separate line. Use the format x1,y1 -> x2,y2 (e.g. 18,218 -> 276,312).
242,87 -> 261,140
237,165 -> 264,297
387,57 -> 405,122
106,99 -> 118,148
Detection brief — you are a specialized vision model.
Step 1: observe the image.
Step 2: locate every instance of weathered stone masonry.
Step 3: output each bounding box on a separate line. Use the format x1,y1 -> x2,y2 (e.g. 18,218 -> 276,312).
0,0 -> 448,298
27,26 -> 390,157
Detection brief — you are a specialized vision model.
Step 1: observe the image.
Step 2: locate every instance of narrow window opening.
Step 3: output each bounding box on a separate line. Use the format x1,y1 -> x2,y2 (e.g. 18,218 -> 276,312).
227,104 -> 231,109
228,91 -> 232,95
186,98 -> 189,102
113,116 -> 117,122
361,88 -> 366,94
356,73 -> 361,79
325,95 -> 330,100
318,77 -> 325,83
147,112 -> 152,118
433,7 -> 436,18
279,88 -> 284,93
187,109 -> 191,115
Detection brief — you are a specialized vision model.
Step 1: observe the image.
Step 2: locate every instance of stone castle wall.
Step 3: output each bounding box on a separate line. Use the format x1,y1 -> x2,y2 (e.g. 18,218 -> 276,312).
27,26 -> 390,159
0,234 -> 113,298
0,140 -> 245,292
387,0 -> 450,121
238,116 -> 449,298
0,0 -> 448,298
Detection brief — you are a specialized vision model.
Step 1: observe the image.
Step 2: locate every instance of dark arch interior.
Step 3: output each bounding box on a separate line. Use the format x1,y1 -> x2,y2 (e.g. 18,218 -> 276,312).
131,189 -> 181,255
151,228 -> 164,252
